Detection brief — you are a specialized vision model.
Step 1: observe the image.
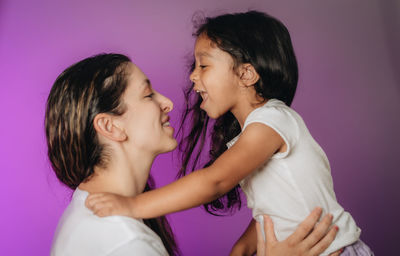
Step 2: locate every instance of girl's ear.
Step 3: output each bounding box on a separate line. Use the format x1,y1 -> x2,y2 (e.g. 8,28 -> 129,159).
93,113 -> 127,142
239,63 -> 260,87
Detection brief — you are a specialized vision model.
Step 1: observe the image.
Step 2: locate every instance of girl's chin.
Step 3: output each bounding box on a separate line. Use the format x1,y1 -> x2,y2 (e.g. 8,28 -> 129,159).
201,104 -> 222,119
203,109 -> 221,119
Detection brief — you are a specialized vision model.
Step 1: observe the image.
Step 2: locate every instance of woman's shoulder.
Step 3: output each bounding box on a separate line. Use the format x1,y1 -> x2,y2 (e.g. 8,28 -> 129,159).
52,206 -> 163,255
78,208 -> 158,242
56,189 -> 161,246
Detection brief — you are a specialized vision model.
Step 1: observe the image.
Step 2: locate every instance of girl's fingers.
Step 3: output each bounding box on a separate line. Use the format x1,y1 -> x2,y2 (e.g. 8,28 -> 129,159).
308,225 -> 339,256
86,196 -> 105,209
255,221 -> 265,256
287,207 -> 323,245
302,213 -> 333,249
85,193 -> 114,208
87,193 -> 105,201
91,201 -> 107,212
85,194 -> 104,207
95,207 -> 113,217
86,197 -> 113,212
92,201 -> 115,216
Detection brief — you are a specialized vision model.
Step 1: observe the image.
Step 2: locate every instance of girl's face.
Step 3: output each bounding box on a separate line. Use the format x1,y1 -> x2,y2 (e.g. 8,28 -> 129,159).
118,63 -> 177,155
190,35 -> 241,119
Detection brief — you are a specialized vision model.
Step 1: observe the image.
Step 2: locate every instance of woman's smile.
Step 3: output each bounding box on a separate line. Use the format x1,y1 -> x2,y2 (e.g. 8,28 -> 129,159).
161,115 -> 174,134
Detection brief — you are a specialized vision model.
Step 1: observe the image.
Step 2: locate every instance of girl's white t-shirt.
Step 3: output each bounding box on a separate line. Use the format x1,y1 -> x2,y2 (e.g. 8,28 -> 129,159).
51,188 -> 168,256
227,99 -> 360,255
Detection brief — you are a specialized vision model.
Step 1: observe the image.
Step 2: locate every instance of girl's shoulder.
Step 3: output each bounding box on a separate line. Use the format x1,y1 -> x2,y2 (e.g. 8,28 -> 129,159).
244,99 -> 296,129
227,99 -> 301,149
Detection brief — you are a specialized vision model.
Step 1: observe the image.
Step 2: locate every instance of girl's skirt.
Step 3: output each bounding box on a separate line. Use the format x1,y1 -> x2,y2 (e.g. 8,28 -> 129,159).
341,240 -> 374,256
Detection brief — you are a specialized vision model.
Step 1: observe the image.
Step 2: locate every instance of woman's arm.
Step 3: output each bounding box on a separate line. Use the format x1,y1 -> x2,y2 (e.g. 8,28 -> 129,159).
231,208 -> 343,256
256,208 -> 343,256
86,123 -> 284,218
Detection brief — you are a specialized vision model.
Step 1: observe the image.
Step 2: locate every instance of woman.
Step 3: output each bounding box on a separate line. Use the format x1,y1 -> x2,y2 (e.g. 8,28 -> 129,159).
46,53 -> 178,255
46,53 -> 338,255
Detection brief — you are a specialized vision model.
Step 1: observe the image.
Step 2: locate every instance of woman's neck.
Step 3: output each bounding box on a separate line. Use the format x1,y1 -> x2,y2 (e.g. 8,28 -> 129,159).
79,147 -> 155,197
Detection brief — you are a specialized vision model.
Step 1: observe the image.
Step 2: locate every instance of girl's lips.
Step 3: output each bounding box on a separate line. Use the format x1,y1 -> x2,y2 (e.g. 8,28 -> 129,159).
200,92 -> 208,108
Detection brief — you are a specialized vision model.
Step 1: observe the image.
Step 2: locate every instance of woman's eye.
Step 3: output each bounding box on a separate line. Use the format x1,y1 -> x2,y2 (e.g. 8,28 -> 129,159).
145,93 -> 154,99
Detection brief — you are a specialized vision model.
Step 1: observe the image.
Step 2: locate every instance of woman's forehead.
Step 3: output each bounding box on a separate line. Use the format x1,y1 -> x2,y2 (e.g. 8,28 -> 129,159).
125,63 -> 152,94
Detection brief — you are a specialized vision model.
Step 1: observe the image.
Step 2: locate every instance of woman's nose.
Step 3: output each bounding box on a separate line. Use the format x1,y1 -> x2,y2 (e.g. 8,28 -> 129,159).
159,93 -> 173,113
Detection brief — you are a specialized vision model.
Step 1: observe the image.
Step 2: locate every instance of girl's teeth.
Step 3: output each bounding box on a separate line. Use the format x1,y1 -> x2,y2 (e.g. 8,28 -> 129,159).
163,122 -> 170,127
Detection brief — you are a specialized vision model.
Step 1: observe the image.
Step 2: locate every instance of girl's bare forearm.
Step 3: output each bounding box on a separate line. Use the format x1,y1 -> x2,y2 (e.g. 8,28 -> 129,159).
131,168 -> 222,219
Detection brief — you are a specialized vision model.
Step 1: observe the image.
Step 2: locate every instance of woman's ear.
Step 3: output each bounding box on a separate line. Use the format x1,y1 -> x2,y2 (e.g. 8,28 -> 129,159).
93,113 -> 127,142
239,63 -> 260,87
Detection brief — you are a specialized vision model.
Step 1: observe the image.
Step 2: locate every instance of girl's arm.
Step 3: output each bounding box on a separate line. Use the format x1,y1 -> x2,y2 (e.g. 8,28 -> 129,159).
86,123 -> 284,219
230,219 -> 257,256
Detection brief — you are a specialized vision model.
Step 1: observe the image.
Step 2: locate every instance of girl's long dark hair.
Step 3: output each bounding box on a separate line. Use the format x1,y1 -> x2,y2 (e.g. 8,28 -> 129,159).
45,53 -> 179,255
178,11 -> 299,215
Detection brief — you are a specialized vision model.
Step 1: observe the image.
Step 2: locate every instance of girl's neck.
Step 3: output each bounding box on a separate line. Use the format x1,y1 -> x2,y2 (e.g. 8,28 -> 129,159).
231,94 -> 267,129
79,147 -> 155,197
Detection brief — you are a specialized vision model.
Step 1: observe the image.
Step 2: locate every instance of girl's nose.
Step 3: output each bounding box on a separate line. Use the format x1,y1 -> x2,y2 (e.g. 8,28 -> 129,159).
159,93 -> 173,113
189,69 -> 198,83
189,61 -> 197,83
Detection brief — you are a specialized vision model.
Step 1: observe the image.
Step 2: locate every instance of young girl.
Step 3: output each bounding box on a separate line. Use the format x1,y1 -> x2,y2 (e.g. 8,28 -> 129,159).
86,11 -> 373,255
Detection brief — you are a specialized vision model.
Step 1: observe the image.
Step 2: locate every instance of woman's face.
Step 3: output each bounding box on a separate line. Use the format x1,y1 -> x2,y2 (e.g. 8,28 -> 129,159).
118,63 -> 177,155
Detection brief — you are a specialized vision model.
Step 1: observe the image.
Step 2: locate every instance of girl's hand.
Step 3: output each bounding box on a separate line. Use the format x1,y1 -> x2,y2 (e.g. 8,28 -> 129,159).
85,193 -> 135,218
256,207 -> 343,256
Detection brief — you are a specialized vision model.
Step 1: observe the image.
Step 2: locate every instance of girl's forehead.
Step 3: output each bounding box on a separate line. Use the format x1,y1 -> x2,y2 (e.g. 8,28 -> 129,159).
195,35 -> 214,49
194,37 -> 219,59
194,36 -> 234,66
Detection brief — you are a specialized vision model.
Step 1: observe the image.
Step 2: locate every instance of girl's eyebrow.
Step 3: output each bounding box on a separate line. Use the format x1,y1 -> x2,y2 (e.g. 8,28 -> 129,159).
196,51 -> 213,58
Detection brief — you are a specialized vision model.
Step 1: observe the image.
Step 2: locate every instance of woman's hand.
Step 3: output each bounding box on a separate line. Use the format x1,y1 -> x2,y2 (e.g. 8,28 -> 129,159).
256,207 -> 343,256
85,193 -> 135,217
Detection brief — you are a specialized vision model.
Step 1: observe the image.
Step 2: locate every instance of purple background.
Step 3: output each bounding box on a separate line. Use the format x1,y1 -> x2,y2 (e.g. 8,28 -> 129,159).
1,0 -> 399,255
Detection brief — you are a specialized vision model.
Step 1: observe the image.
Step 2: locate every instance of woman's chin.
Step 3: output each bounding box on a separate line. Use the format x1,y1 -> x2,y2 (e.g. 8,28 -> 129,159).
157,139 -> 178,155
167,139 -> 178,152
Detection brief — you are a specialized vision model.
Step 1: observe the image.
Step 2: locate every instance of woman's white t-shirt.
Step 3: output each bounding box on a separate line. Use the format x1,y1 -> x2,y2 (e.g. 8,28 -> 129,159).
226,99 -> 360,255
51,188 -> 168,256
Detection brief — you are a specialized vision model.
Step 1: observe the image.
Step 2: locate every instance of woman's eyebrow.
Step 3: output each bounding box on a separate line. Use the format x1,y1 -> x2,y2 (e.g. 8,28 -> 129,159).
142,79 -> 152,89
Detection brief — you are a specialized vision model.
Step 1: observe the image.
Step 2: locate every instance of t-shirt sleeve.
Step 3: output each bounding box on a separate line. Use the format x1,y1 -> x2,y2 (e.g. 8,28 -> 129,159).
243,105 -> 299,158
107,237 -> 168,256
